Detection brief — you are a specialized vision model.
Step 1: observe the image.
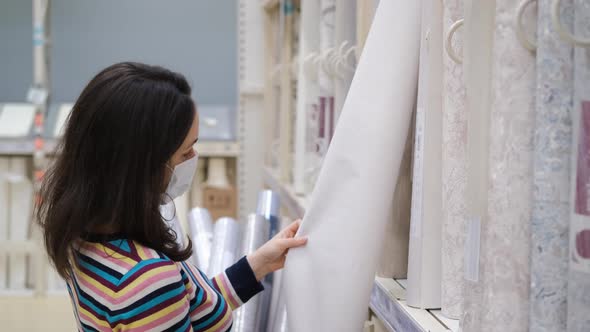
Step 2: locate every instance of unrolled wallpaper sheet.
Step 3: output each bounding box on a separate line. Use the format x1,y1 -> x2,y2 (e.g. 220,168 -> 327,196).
8,157 -> 32,290
529,1 -> 574,330
283,0 -> 421,330
461,1 -> 536,331
406,0 -> 443,310
376,113 -> 413,279
0,158 -> 8,289
441,0 -> 467,319
568,1 -> 590,330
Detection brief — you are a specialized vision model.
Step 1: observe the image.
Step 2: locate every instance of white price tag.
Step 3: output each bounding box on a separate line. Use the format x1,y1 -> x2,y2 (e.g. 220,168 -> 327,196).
464,217 -> 481,282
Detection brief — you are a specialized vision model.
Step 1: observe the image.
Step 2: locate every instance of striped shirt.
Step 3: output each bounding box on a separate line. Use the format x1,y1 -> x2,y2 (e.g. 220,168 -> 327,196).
66,234 -> 263,332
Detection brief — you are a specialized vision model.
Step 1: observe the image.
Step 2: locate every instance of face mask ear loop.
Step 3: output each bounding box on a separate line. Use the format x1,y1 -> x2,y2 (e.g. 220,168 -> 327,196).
160,192 -> 177,222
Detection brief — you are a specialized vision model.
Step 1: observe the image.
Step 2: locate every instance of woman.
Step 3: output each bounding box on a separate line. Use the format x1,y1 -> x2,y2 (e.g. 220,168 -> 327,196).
37,62 -> 307,331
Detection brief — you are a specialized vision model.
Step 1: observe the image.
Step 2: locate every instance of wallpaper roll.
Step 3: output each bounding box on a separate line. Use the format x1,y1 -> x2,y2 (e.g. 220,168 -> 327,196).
294,0 -> 320,195
208,217 -> 240,276
283,0 -> 421,330
8,157 -> 32,290
461,1 -> 536,331
376,112 -> 413,279
568,1 -> 590,330
406,0 -> 443,309
334,0 -> 357,122
440,0 -> 467,319
529,1 -> 574,331
187,207 -> 214,273
232,214 -> 270,332
0,158 -> 9,289
317,0 -> 336,156
256,190 -> 281,332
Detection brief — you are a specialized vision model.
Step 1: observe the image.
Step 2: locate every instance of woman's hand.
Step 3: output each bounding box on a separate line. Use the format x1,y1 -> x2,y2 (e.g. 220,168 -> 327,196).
247,220 -> 308,281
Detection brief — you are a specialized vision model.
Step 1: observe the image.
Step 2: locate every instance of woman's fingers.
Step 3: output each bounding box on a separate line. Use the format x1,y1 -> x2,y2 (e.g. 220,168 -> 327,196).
277,236 -> 308,250
278,219 -> 302,238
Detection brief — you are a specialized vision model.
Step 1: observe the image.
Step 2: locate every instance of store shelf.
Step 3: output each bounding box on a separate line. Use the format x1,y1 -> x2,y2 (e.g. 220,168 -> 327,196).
1,139 -> 240,158
262,166 -> 307,218
0,139 -> 35,155
370,278 -> 458,332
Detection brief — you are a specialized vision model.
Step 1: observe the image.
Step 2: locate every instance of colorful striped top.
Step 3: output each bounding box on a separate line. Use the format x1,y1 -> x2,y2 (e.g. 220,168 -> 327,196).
66,234 -> 263,332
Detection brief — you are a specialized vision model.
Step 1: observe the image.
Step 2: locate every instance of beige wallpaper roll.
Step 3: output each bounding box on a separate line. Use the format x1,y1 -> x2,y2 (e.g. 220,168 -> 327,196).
406,0 -> 443,309
441,0 -> 467,319
283,0 -> 421,330
461,0 -> 535,330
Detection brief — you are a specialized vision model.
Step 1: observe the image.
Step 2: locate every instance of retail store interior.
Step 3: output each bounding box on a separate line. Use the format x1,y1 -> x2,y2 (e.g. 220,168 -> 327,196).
0,0 -> 589,331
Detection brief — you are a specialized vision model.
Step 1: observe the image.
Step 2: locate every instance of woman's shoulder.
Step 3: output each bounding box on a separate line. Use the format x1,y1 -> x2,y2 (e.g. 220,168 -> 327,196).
75,239 -> 182,283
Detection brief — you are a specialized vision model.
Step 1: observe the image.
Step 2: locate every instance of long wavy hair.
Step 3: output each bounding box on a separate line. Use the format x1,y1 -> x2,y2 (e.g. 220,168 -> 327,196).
37,62 -> 194,279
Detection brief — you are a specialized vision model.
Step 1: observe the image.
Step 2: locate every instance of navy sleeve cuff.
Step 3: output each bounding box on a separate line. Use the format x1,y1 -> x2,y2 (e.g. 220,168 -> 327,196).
225,256 -> 265,303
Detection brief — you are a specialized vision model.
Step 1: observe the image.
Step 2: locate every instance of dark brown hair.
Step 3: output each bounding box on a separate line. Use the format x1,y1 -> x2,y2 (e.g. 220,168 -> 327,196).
37,62 -> 194,279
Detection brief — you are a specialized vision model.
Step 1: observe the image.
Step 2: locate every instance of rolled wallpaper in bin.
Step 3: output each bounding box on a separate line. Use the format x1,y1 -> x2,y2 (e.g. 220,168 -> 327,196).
233,214 -> 270,332
529,0 -> 573,330
441,0 -> 467,319
283,0 -> 421,330
461,1 -> 535,330
406,0 -> 443,309
208,217 -> 239,276
187,207 -> 214,273
568,2 -> 590,330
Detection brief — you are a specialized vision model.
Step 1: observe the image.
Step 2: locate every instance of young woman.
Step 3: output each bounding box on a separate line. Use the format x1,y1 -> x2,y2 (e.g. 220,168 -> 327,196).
37,62 -> 307,332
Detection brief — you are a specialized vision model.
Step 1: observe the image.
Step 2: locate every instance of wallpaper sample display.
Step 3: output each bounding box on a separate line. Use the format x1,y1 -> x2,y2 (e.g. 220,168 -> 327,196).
568,1 -> 590,330
407,0 -> 443,309
283,0 -> 421,330
441,0 -> 467,319
529,0 -> 574,330
376,112 -> 413,279
461,1 -> 535,331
